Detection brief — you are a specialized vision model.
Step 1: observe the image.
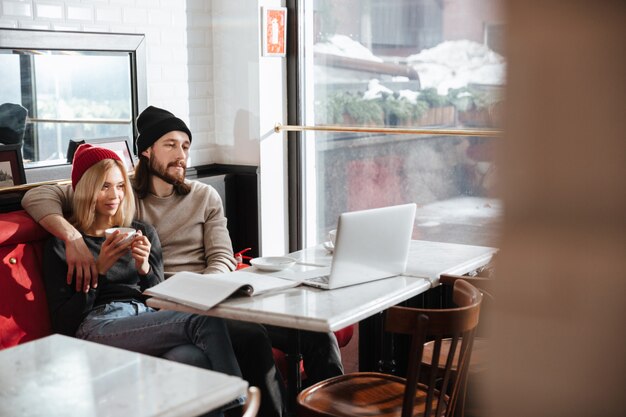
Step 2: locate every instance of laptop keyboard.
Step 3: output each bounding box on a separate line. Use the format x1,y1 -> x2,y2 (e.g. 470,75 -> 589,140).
307,275 -> 330,284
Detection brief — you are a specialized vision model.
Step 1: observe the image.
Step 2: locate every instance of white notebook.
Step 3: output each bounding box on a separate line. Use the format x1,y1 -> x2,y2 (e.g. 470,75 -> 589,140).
144,270 -> 299,311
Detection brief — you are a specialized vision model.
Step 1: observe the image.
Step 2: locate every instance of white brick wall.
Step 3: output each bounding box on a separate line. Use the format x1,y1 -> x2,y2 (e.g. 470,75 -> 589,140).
0,0 -> 282,169
147,9 -> 168,26
2,1 -> 33,18
122,7 -> 146,24
2,0 -> 289,255
95,6 -> 121,23
0,0 -> 216,165
34,3 -> 63,19
66,4 -> 93,22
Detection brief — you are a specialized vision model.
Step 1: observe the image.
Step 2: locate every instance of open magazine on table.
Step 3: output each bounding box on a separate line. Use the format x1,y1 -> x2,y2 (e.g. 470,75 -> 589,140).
143,270 -> 301,311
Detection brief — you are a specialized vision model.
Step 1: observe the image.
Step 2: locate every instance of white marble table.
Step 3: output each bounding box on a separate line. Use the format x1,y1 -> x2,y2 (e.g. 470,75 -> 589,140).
404,239 -> 496,282
148,275 -> 430,333
147,240 -> 495,333
146,239 -> 495,411
147,270 -> 431,413
291,239 -> 497,284
0,334 -> 248,417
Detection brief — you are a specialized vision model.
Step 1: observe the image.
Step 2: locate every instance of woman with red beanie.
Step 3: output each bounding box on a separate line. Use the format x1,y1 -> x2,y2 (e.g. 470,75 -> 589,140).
42,144 -> 242,415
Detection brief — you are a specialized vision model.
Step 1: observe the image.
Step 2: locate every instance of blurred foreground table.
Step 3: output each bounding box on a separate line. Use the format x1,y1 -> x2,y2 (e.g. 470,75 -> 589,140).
0,334 -> 247,417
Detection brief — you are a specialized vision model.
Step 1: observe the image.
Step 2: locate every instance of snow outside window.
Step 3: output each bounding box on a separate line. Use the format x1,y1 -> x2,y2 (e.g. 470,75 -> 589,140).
300,0 -> 505,248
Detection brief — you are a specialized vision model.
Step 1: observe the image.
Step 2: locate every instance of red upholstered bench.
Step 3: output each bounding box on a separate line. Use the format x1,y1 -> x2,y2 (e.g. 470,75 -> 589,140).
0,210 -> 354,381
0,210 -> 52,349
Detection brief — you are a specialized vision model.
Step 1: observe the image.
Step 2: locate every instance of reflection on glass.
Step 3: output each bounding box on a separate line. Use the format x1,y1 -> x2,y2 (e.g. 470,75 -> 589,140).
0,54 -> 21,103
32,54 -> 131,120
0,51 -> 133,165
305,0 -> 505,247
32,122 -> 130,166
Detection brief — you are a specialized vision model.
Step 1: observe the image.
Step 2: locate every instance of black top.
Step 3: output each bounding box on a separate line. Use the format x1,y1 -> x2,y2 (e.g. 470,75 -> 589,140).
42,220 -> 164,336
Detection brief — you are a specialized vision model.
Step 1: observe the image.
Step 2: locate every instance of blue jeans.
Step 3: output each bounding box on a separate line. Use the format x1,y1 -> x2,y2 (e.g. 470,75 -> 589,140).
76,301 -> 241,377
77,301 -> 243,397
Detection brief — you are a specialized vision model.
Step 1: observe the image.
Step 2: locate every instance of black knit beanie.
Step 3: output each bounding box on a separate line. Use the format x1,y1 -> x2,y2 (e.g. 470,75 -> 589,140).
135,106 -> 192,155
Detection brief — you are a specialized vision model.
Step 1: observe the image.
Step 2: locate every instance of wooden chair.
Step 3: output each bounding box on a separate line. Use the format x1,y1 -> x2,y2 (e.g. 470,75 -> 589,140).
296,280 -> 482,417
421,274 -> 495,417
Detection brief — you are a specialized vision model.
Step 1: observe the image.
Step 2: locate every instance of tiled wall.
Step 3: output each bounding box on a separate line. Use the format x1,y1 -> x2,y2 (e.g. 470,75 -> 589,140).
0,0 -> 217,165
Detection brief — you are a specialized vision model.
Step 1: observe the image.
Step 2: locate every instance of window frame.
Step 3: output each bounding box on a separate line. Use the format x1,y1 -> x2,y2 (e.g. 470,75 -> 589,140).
0,28 -> 146,182
286,1 -> 504,251
286,0 -> 306,252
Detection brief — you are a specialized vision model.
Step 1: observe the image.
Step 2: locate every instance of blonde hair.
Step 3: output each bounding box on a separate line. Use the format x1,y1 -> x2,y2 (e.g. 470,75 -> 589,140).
71,159 -> 135,232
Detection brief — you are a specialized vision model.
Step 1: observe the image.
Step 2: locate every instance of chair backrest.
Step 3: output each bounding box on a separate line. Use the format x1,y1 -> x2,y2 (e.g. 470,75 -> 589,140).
385,280 -> 482,417
439,273 -> 495,301
440,273 -> 495,336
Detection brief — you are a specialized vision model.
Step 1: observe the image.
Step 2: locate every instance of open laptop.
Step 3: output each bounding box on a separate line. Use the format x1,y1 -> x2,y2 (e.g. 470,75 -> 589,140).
296,203 -> 416,290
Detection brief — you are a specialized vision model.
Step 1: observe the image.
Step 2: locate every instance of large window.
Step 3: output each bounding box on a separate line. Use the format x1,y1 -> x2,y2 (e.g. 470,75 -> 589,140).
0,29 -> 145,177
295,0 -> 505,247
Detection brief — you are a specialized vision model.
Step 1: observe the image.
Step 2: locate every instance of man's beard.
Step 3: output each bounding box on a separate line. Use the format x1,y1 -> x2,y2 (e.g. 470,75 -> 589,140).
148,157 -> 186,186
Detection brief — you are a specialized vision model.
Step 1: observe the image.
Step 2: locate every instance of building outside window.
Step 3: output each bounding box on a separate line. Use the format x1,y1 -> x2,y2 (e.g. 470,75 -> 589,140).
296,0 -> 505,248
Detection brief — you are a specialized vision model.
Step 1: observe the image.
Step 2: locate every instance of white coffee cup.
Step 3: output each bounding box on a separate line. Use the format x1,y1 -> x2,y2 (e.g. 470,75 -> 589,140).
105,227 -> 136,245
328,229 -> 337,246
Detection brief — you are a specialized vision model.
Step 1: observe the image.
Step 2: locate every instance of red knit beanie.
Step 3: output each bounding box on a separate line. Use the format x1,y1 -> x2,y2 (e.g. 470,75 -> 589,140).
71,144 -> 122,190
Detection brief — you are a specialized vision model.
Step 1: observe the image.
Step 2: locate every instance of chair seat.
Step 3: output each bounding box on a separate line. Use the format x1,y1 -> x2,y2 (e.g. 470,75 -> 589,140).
298,282 -> 483,417
297,372 -> 448,417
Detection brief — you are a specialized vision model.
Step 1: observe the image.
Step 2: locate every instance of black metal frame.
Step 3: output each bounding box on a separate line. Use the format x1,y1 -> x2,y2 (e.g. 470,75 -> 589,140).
286,0 -> 304,253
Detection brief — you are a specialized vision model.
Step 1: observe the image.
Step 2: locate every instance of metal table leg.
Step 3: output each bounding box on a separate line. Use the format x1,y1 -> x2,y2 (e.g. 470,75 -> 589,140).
285,328 -> 302,415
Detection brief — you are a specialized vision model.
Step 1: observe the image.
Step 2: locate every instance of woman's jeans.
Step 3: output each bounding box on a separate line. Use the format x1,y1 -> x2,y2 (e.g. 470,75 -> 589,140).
76,301 -> 241,378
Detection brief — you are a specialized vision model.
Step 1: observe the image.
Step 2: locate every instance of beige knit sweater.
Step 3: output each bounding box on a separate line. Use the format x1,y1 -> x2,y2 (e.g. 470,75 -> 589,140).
21,180 -> 237,277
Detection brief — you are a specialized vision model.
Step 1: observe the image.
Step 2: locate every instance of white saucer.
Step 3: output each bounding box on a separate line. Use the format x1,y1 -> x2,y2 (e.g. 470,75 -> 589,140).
250,256 -> 296,272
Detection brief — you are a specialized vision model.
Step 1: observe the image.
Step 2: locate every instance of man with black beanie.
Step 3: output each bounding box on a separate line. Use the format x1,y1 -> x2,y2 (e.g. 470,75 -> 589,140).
22,105 -> 343,417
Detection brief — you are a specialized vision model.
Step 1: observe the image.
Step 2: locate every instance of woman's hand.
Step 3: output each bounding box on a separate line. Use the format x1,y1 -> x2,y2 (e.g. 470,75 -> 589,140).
131,230 -> 151,275
96,230 -> 133,275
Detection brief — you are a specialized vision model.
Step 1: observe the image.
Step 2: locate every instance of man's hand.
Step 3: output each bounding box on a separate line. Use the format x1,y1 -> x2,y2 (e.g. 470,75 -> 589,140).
38,214 -> 97,293
65,236 -> 98,293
